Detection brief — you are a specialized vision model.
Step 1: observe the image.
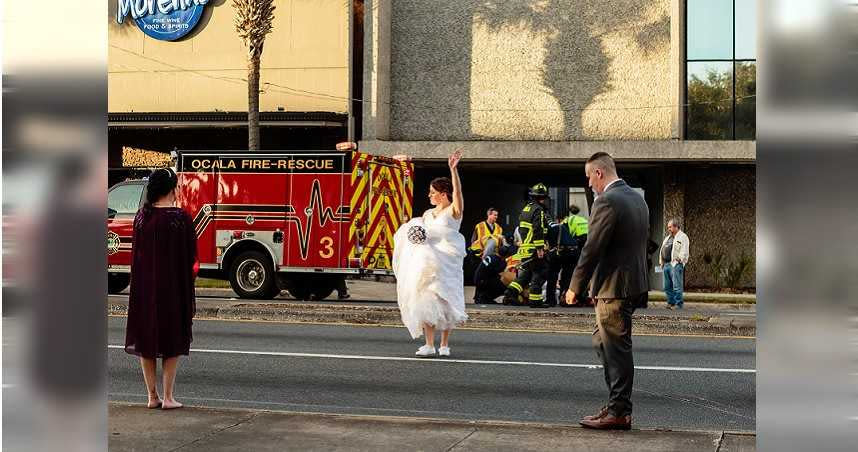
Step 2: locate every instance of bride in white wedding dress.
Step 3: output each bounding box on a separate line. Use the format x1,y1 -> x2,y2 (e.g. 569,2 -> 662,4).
393,150 -> 467,358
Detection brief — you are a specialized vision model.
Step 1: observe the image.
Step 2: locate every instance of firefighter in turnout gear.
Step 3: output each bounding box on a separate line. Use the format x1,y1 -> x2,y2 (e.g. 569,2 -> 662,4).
546,205 -> 589,307
502,183 -> 552,308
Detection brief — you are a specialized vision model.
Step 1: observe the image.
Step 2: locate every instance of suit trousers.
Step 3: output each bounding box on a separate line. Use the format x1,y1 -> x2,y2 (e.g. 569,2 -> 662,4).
593,295 -> 639,417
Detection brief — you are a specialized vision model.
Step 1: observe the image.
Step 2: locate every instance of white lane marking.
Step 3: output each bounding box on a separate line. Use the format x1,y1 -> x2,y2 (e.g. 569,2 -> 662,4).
2,384 -> 16,389
107,345 -> 755,374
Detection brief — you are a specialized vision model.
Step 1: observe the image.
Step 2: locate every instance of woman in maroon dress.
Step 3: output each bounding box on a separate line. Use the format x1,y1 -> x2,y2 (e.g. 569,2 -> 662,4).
125,168 -> 197,410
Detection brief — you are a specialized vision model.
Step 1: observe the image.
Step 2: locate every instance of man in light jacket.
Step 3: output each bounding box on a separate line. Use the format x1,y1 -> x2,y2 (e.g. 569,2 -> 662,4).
659,218 -> 690,309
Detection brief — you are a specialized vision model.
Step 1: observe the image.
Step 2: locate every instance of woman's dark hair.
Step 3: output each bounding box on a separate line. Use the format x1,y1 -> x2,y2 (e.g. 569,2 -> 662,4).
430,177 -> 453,202
146,168 -> 178,205
139,168 -> 178,223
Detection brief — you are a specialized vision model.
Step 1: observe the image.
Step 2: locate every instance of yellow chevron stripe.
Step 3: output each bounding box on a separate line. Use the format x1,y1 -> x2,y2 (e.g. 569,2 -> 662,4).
350,153 -> 367,185
366,210 -> 394,248
365,206 -> 386,248
368,208 -> 398,250
350,171 -> 368,210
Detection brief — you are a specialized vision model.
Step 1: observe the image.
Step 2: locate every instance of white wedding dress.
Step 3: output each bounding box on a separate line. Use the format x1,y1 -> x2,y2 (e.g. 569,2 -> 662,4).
393,206 -> 468,339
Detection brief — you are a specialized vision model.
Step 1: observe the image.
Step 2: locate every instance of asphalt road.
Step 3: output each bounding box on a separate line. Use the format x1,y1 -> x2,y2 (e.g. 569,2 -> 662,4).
107,317 -> 756,431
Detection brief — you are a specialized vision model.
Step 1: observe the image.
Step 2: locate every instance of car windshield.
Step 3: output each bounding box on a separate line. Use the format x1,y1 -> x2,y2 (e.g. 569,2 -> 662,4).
108,184 -> 145,215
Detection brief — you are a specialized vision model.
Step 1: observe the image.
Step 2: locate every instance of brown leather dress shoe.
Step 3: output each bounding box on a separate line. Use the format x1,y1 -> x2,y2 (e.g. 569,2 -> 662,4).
582,406 -> 609,421
579,413 -> 632,430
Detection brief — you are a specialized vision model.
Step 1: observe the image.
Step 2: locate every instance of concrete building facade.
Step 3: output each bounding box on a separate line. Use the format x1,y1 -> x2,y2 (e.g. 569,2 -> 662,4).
359,0 -> 756,289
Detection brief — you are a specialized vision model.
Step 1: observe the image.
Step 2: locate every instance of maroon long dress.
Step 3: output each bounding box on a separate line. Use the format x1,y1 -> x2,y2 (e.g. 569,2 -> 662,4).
125,207 -> 197,358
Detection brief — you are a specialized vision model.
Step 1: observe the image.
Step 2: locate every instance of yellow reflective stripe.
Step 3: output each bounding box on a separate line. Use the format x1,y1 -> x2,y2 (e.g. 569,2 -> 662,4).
508,282 -> 523,292
519,221 -> 533,227
528,293 -> 544,300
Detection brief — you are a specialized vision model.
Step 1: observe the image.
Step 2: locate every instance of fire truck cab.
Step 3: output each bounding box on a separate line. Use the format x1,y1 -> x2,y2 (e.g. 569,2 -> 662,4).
108,149 -> 414,300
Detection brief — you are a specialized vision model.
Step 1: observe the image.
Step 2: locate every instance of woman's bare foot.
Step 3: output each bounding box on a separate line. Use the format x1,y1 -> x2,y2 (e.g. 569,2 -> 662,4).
147,397 -> 162,409
161,399 -> 183,410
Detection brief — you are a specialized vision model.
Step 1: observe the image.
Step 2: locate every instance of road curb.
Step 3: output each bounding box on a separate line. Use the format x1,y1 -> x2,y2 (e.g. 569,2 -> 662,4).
107,303 -> 755,337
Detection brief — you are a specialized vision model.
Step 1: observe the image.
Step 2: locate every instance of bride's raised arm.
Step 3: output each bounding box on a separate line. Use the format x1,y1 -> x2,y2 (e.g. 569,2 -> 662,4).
448,150 -> 464,219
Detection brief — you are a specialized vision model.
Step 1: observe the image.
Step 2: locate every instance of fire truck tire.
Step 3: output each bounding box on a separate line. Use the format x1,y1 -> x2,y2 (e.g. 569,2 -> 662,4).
228,251 -> 279,299
108,273 -> 131,294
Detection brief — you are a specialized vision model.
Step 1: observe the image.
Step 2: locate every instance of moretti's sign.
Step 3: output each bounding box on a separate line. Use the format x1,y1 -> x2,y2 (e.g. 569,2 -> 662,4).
116,0 -> 210,41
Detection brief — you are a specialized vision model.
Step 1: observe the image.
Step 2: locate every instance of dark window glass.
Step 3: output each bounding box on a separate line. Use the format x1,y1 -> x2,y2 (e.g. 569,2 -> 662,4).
735,61 -> 756,139
687,0 -> 733,59
687,62 -> 733,139
734,1 -> 757,60
109,184 -> 144,215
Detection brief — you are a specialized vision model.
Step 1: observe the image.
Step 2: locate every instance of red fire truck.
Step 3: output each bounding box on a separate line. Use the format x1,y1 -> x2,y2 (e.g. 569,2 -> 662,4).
108,149 -> 414,299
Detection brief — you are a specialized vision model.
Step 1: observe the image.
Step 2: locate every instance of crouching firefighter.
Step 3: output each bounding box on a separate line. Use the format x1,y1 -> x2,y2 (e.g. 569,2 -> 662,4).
473,239 -> 514,304
502,183 -> 552,308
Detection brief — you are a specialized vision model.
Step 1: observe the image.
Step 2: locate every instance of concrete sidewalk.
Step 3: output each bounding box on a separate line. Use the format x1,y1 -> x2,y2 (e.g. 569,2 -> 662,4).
108,403 -> 755,451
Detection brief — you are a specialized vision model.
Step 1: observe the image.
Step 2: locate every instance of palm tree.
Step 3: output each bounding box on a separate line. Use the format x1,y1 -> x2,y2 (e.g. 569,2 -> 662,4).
232,0 -> 275,150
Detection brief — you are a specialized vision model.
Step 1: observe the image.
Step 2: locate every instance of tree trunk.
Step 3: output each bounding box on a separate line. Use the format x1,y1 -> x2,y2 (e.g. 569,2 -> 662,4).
248,53 -> 261,151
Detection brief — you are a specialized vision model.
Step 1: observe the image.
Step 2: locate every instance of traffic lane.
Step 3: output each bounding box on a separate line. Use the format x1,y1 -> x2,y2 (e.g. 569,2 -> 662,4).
108,317 -> 756,370
108,346 -> 755,431
107,293 -> 755,318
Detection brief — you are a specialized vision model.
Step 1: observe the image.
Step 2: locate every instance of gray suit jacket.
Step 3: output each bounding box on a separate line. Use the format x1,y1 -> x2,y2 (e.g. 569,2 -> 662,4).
570,180 -> 650,299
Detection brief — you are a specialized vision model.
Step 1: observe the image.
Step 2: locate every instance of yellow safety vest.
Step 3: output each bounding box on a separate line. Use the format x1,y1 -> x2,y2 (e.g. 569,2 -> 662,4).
566,215 -> 589,237
470,221 -> 504,252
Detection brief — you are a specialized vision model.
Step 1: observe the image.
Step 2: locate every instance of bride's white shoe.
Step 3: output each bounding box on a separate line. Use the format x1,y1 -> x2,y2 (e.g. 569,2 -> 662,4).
415,345 -> 436,357
438,346 -> 451,357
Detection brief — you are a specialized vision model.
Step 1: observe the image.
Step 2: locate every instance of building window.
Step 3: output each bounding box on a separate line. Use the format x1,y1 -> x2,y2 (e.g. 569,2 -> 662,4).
686,0 -> 756,140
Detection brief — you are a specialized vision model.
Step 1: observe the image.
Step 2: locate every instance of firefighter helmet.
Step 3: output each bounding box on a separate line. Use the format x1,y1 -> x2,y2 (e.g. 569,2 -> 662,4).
528,183 -> 548,197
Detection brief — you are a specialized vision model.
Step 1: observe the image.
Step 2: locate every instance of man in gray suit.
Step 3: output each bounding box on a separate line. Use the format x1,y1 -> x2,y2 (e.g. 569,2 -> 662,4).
566,152 -> 650,430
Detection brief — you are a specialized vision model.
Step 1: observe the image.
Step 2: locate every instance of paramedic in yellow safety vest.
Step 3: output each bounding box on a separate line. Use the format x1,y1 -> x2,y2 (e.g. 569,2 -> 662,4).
546,204 -> 589,307
470,208 -> 504,257
502,183 -> 552,308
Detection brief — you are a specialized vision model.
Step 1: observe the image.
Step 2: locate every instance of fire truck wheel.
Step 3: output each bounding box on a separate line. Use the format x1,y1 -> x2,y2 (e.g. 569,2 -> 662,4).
229,251 -> 279,299
108,273 -> 131,294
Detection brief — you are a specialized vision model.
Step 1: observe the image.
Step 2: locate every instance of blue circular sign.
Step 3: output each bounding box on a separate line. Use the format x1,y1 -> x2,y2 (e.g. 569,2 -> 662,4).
134,4 -> 205,41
